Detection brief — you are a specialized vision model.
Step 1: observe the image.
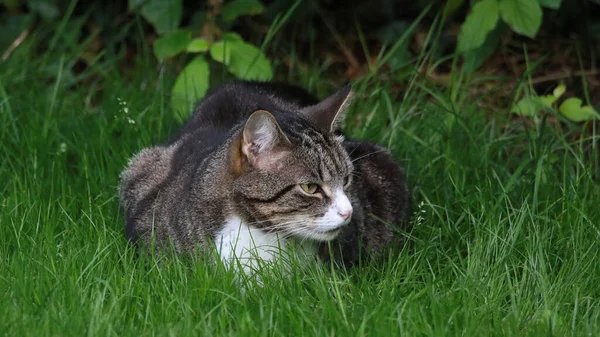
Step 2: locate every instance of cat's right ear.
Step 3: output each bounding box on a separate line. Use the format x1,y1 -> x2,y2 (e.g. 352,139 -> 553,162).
241,110 -> 291,170
300,84 -> 353,134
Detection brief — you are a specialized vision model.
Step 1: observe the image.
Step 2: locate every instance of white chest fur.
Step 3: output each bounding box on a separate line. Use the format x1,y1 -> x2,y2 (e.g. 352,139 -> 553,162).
215,215 -> 317,275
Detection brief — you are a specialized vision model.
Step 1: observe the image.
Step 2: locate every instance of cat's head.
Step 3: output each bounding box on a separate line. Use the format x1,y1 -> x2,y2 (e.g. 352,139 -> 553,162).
231,86 -> 354,241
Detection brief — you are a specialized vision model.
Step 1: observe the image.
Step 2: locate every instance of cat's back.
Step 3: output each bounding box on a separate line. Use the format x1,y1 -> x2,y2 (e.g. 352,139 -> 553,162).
169,81 -> 317,143
119,145 -> 174,212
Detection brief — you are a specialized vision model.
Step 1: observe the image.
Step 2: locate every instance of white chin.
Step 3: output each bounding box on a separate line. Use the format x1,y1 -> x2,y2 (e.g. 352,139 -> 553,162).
301,226 -> 344,242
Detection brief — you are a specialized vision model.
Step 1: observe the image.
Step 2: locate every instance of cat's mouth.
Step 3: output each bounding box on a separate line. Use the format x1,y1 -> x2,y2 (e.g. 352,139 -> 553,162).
319,227 -> 342,234
313,219 -> 350,238
292,220 -> 349,241
310,225 -> 344,241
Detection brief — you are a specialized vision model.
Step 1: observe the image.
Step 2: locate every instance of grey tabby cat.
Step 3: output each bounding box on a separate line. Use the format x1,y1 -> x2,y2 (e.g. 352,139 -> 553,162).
119,81 -> 409,272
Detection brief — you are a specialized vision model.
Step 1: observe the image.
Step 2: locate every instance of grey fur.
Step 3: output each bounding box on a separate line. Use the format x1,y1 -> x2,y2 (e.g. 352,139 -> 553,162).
119,81 -> 410,266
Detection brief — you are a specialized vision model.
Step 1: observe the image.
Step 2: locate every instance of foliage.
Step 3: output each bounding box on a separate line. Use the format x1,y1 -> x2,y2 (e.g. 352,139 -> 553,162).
455,0 -> 561,72
559,97 -> 600,122
127,0 -> 272,121
510,83 -> 600,122
130,0 -> 182,34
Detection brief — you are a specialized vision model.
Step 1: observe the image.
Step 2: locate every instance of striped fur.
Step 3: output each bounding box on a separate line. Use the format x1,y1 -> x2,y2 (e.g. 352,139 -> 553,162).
119,81 -> 409,268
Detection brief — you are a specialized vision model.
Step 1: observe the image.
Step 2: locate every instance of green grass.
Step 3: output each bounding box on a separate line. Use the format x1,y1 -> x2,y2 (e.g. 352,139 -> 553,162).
1,18 -> 600,337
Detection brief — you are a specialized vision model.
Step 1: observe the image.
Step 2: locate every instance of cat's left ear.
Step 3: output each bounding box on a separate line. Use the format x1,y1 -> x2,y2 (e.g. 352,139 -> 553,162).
300,84 -> 353,133
241,110 -> 291,170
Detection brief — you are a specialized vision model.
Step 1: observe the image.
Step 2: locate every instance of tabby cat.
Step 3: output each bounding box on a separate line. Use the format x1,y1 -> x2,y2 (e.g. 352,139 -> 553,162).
119,81 -> 409,273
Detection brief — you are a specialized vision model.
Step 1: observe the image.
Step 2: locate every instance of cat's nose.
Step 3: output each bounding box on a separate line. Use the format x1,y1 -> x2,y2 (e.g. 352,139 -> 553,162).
338,209 -> 352,220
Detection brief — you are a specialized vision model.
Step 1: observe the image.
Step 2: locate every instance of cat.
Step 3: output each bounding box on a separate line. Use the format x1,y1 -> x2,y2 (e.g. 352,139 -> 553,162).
119,81 -> 410,274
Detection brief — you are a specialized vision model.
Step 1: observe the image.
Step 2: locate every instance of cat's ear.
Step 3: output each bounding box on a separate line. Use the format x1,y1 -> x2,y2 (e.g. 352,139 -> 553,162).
242,110 -> 290,169
300,84 -> 352,133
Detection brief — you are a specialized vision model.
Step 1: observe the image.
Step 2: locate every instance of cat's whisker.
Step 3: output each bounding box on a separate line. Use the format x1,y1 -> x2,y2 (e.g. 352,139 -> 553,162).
270,222 -> 311,237
271,223 -> 318,237
246,216 -> 298,226
297,231 -> 314,245
284,227 -> 313,241
351,149 -> 388,163
264,221 -> 307,233
346,145 -> 361,157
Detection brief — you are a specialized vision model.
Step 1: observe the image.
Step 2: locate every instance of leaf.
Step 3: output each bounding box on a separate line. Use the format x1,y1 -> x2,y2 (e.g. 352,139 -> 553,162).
510,92 -> 562,116
221,0 -> 265,22
186,38 -> 209,53
559,97 -> 600,122
537,95 -> 556,109
138,0 -> 182,34
499,0 -> 542,38
209,34 -> 250,63
227,42 -> 272,80
510,96 -> 541,116
552,84 -> 566,98
537,0 -> 561,9
457,0 -> 499,52
171,57 -> 210,122
153,30 -> 192,60
222,32 -> 244,41
209,41 -> 231,64
463,27 -> 501,73
210,39 -> 272,80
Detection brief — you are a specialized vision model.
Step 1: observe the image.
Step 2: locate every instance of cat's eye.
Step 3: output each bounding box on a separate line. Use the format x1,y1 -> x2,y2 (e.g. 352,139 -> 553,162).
300,183 -> 319,194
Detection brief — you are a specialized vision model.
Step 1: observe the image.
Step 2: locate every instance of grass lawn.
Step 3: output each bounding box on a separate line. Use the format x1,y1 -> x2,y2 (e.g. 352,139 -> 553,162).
1,15 -> 600,337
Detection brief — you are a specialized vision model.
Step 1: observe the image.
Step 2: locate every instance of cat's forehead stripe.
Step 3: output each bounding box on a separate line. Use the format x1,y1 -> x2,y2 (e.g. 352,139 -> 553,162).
283,121 -> 350,182
327,140 -> 346,174
320,159 -> 332,182
322,138 -> 348,176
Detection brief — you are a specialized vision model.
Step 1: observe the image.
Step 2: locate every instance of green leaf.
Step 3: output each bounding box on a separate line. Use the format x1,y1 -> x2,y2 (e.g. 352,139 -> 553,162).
462,27 -> 501,73
457,0 -> 499,52
228,42 -> 272,80
510,96 -> 540,116
221,0 -> 265,22
537,95 -> 556,109
171,56 -> 210,122
552,84 -> 566,98
222,32 -> 244,41
209,34 -> 248,63
153,30 -> 192,60
210,40 -> 272,80
209,41 -> 231,64
138,0 -> 182,34
537,0 -> 561,9
510,93 -> 561,116
186,38 -> 209,53
559,97 -> 600,122
499,0 -> 542,38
